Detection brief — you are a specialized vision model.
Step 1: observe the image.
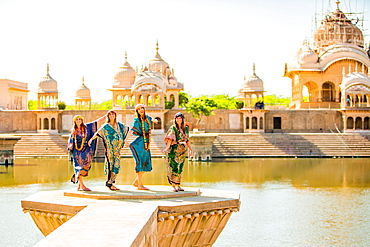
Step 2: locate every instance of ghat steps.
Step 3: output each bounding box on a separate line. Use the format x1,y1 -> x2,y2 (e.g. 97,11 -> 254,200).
14,134 -> 68,157
12,133 -> 370,158
212,133 -> 370,157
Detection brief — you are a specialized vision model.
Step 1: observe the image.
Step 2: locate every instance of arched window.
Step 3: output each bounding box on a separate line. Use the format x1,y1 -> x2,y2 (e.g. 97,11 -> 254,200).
245,117 -> 250,129
347,117 -> 354,129
252,117 -> 257,129
322,82 -> 335,102
355,117 -> 362,129
147,95 -> 153,106
154,117 -> 161,129
51,118 -> 56,130
43,118 -> 49,130
259,117 -> 263,129
364,117 -> 370,130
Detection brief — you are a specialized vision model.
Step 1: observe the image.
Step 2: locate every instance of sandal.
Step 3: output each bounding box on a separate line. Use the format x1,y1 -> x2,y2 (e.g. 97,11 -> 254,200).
71,174 -> 77,184
106,182 -> 120,191
78,188 -> 91,191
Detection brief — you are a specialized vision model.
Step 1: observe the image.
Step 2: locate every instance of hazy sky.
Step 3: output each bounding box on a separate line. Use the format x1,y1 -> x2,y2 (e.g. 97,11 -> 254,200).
0,0 -> 369,104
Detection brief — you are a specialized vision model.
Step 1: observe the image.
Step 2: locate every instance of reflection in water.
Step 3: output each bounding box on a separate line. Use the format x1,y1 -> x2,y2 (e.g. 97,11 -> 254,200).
1,158 -> 370,246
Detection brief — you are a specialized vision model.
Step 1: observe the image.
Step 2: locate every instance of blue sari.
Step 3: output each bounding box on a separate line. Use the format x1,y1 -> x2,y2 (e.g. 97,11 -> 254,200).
129,115 -> 153,172
97,122 -> 129,175
68,121 -> 98,181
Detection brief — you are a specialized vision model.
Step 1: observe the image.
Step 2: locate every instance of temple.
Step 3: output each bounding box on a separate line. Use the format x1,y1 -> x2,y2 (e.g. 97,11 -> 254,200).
0,1 -> 369,135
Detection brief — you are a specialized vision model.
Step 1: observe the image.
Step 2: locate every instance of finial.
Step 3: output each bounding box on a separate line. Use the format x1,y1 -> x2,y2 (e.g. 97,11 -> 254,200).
82,76 -> 85,85
253,63 -> 256,75
156,40 -> 159,54
46,63 -> 49,74
125,51 -> 127,61
335,1 -> 340,10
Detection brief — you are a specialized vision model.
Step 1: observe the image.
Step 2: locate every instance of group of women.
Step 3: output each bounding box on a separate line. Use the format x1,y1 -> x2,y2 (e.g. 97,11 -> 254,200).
67,104 -> 192,192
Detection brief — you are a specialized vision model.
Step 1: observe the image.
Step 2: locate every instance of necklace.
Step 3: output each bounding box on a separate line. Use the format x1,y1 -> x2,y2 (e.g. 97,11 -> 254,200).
141,115 -> 151,150
74,128 -> 85,151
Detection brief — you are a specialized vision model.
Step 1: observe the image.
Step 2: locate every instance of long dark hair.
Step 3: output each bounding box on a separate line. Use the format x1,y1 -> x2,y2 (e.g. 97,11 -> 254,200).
173,112 -> 185,132
106,110 -> 117,125
135,104 -> 147,120
71,115 -> 86,137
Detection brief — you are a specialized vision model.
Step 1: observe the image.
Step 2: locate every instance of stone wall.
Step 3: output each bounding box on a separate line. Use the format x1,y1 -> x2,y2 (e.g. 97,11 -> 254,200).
0,108 -> 351,134
264,110 -> 343,133
0,111 -> 37,133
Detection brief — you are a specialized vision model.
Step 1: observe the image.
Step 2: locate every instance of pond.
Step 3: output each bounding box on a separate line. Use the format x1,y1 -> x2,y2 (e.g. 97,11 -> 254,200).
1,158 -> 370,246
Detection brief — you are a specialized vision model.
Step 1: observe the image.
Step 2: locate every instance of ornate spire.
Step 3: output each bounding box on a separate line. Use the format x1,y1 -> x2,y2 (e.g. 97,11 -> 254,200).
335,1 -> 340,10
125,51 -> 128,62
156,40 -> 159,54
46,63 -> 50,75
253,63 -> 256,75
82,76 -> 85,85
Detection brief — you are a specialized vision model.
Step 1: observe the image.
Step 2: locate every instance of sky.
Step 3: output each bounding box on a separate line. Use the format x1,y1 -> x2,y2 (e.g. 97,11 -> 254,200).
0,0 -> 369,104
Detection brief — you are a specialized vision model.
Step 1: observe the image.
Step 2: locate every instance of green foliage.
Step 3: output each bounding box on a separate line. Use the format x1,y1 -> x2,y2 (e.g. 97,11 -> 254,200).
165,101 -> 175,109
209,94 -> 239,109
263,94 -> 290,107
235,101 -> 244,109
179,92 -> 189,108
28,100 -> 37,110
185,96 -> 217,129
91,100 -> 112,110
58,101 -> 66,110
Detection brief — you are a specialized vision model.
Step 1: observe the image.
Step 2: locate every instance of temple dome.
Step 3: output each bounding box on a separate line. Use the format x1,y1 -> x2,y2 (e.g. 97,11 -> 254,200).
113,53 -> 136,88
148,42 -> 169,74
76,77 -> 91,99
298,45 -> 318,64
240,65 -> 264,92
38,64 -> 58,93
314,2 -> 364,51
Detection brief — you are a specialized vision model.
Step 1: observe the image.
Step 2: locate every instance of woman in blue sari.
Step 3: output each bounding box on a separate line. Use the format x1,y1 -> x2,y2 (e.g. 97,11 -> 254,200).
126,104 -> 157,190
89,110 -> 129,190
67,114 -> 105,191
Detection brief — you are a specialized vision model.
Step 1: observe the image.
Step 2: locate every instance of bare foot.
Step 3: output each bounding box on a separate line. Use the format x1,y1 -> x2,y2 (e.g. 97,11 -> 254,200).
132,180 -> 138,187
137,186 -> 149,190
177,186 -> 184,191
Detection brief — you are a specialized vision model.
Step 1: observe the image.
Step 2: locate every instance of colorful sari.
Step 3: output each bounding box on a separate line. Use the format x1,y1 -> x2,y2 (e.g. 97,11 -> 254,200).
97,122 -> 129,183
68,121 -> 98,182
164,125 -> 189,185
129,115 -> 153,172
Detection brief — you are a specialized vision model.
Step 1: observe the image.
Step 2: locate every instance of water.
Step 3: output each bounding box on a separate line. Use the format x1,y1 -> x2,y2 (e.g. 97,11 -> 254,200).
1,158 -> 370,247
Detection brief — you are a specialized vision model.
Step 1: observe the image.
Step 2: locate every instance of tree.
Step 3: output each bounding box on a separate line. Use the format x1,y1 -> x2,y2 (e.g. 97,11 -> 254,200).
179,92 -> 189,108
58,101 -> 66,110
28,100 -> 37,110
263,94 -> 290,107
185,96 -> 217,129
165,101 -> 175,109
210,94 -> 239,109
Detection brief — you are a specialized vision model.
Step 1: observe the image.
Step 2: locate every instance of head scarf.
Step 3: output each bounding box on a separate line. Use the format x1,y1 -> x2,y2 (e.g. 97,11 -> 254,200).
174,112 -> 184,119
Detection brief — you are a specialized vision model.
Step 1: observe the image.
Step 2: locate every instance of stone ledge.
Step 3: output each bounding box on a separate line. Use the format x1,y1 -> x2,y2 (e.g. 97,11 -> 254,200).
22,186 -> 240,247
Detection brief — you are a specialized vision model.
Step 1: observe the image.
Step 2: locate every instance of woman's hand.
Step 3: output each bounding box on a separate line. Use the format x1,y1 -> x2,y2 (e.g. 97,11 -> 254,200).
88,139 -> 92,146
189,149 -> 194,157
